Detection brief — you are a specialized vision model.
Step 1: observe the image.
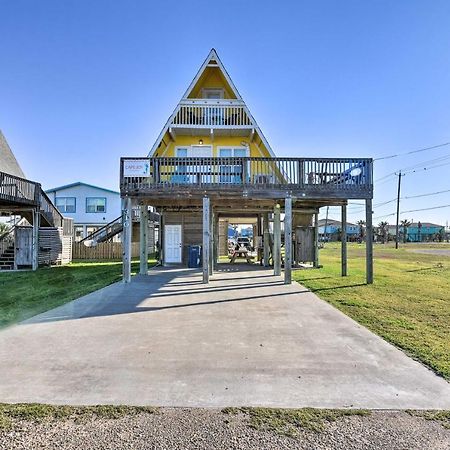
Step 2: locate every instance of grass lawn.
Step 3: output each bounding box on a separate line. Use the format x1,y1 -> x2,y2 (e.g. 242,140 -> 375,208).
293,243 -> 450,380
0,258 -> 155,328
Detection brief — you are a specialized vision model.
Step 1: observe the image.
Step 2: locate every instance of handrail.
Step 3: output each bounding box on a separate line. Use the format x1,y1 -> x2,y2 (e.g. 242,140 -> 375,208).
80,216 -> 122,243
0,170 -> 39,206
120,156 -> 373,198
39,189 -> 64,228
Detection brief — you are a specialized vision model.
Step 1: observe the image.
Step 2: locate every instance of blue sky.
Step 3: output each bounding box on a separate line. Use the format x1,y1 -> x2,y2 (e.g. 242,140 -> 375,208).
1,0 -> 450,226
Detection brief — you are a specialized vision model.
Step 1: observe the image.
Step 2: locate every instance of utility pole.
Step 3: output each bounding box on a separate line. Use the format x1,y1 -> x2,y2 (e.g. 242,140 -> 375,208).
395,171 -> 402,249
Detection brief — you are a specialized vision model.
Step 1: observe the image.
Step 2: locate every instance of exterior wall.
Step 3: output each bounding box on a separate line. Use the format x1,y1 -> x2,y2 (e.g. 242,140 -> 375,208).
163,211 -> 202,265
47,185 -> 121,238
155,135 -> 272,159
188,67 -> 237,99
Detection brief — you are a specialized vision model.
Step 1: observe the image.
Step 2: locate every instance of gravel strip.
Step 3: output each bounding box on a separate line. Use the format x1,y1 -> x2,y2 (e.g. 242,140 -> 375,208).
0,408 -> 449,450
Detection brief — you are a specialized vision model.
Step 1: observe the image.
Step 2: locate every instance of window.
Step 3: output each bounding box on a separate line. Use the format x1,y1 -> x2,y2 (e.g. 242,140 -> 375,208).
202,88 -> 224,99
55,197 -> 76,213
74,226 -> 84,242
86,197 -> 106,213
218,147 -> 248,183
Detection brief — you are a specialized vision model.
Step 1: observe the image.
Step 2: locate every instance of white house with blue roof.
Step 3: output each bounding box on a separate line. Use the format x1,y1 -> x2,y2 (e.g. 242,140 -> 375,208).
45,182 -> 121,241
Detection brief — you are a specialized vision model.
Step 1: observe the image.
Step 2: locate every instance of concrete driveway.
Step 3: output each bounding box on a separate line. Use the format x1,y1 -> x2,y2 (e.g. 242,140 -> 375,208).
0,266 -> 449,408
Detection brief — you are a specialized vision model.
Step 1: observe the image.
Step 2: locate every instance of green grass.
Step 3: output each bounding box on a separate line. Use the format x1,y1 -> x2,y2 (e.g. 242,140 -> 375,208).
0,258 -> 156,328
222,407 -> 369,435
0,403 -> 158,430
407,410 -> 450,429
293,243 -> 450,380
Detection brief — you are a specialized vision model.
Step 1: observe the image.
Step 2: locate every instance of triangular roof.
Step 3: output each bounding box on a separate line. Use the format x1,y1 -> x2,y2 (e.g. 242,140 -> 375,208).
45,181 -> 119,195
181,48 -> 242,100
0,130 -> 26,178
148,49 -> 275,157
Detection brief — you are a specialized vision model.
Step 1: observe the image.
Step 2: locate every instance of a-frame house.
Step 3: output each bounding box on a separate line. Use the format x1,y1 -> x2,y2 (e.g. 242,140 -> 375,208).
120,49 -> 374,284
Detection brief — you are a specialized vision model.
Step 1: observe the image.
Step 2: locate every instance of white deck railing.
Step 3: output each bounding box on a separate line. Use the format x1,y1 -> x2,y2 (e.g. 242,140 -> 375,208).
172,102 -> 253,128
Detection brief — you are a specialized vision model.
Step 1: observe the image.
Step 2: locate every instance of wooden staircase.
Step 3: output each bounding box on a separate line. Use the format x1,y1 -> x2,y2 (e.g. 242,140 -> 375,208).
0,243 -> 14,270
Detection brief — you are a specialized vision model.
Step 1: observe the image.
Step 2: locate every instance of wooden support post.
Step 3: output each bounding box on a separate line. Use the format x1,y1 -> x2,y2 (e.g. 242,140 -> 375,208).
263,212 -> 270,267
366,198 -> 374,284
341,204 -> 347,277
159,210 -> 164,265
202,196 -> 210,283
209,207 -> 214,276
122,197 -> 133,283
284,197 -> 292,284
139,205 -> 149,275
313,211 -> 319,268
273,204 -> 281,276
213,214 -> 219,270
32,208 -> 40,271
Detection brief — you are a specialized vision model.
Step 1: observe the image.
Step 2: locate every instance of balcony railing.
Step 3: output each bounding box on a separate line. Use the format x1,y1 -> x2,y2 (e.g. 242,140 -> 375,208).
172,102 -> 252,128
0,171 -> 39,206
121,157 -> 373,200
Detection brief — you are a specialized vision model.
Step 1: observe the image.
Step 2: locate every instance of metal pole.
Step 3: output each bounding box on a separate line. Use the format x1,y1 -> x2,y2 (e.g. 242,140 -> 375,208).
395,171 -> 402,249
366,198 -> 373,284
284,197 -> 292,284
341,204 -> 347,276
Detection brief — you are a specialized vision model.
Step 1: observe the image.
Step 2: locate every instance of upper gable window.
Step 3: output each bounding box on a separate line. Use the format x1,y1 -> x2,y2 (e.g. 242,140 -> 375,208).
202,88 -> 224,99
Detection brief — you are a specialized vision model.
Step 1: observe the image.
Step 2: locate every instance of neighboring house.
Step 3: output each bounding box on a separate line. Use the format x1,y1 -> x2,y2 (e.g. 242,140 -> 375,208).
1,131 -> 72,270
45,182 -> 121,241
318,219 -> 359,240
119,49 -> 374,284
406,222 -> 444,242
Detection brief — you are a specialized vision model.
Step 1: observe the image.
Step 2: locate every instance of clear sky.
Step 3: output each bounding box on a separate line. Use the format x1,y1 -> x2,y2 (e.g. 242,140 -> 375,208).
1,0 -> 450,226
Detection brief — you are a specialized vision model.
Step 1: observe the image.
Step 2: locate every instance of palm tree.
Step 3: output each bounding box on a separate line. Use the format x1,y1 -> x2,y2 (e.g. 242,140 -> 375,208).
400,219 -> 411,243
356,220 -> 365,241
378,221 -> 389,244
0,222 -> 10,239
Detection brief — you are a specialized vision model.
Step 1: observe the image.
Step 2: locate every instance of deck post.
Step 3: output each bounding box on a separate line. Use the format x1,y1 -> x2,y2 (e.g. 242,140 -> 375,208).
284,196 -> 292,284
209,207 -> 214,276
32,208 -> 40,271
263,212 -> 270,267
313,211 -> 319,268
365,198 -> 374,284
202,196 -> 210,283
159,209 -> 164,265
273,204 -> 281,276
122,197 -> 133,283
139,204 -> 148,275
341,204 -> 347,276
213,214 -> 219,270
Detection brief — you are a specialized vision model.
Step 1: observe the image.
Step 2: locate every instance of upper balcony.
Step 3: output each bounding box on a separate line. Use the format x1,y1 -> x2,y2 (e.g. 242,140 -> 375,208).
120,156 -> 373,204
169,99 -> 254,137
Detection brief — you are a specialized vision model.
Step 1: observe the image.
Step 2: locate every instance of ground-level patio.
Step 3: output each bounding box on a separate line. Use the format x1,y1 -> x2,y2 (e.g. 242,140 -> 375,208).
0,266 -> 448,409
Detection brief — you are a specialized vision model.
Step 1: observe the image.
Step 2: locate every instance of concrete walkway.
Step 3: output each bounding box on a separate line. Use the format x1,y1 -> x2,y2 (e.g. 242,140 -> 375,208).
0,266 -> 449,409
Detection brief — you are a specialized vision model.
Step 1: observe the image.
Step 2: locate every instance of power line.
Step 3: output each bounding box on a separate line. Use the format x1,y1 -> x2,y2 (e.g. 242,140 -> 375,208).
373,203 -> 450,220
374,142 -> 450,161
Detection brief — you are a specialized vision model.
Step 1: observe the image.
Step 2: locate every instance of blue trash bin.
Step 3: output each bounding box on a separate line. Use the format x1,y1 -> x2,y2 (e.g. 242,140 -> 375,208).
188,245 -> 202,268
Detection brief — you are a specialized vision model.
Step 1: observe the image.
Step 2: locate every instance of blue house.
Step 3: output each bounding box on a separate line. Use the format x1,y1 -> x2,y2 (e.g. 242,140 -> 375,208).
406,222 -> 444,242
318,219 -> 360,241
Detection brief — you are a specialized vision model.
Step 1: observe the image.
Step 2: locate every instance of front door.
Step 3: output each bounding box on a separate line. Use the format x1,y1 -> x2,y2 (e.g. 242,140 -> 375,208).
164,224 -> 182,263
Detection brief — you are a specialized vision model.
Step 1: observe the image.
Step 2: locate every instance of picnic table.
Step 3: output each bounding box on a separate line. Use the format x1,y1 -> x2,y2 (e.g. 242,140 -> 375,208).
229,246 -> 254,264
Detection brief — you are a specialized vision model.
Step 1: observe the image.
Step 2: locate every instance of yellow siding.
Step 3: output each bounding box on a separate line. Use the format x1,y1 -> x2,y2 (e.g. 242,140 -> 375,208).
155,134 -> 272,158
188,67 -> 236,99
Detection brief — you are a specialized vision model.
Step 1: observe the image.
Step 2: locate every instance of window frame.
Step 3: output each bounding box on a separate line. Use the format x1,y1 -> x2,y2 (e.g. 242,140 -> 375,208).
85,197 -> 107,213
55,196 -> 76,213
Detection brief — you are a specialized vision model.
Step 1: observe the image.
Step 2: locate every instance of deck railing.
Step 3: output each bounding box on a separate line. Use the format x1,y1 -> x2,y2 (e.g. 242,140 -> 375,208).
39,190 -> 64,228
172,102 -> 252,128
0,171 -> 39,206
121,157 -> 373,199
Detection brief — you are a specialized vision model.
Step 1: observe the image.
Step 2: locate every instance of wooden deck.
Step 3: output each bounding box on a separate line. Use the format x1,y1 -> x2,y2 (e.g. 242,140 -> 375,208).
120,157 -> 373,205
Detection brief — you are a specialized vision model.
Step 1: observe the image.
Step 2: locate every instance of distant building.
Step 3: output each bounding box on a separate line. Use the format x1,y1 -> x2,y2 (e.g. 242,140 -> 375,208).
406,222 -> 444,242
45,182 -> 121,241
318,218 -> 359,241
386,223 -> 445,242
